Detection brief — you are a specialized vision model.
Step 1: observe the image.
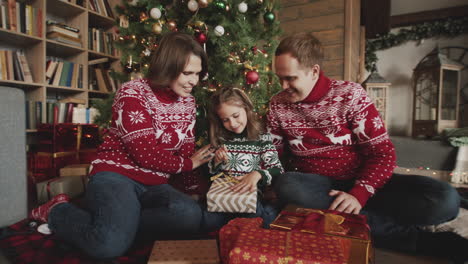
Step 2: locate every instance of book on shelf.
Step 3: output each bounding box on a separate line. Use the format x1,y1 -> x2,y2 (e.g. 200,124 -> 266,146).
46,20 -> 80,33
7,0 -> 16,31
47,25 -> 80,39
17,51 -> 33,82
25,100 -> 42,129
47,33 -> 82,47
52,61 -> 64,86
88,57 -> 108,65
0,1 -> 8,30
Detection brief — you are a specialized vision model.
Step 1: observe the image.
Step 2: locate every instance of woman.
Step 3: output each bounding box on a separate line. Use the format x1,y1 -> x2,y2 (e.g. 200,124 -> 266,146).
30,32 -> 216,259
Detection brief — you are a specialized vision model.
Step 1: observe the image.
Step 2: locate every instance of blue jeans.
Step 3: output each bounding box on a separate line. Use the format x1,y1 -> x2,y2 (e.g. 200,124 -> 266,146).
48,172 -> 210,259
274,172 -> 460,252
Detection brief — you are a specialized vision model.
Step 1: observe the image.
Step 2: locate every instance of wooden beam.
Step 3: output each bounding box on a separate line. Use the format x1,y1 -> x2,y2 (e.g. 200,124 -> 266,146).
391,5 -> 468,28
361,0 -> 391,38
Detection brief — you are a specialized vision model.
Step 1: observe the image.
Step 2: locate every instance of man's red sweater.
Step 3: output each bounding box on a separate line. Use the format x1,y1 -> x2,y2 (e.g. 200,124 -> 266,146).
267,72 -> 396,206
90,79 -> 203,193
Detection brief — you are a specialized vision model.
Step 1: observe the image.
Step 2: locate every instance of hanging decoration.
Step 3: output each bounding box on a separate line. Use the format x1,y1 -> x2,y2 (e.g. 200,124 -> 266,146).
366,16 -> 468,72
149,7 -> 162,19
214,25 -> 225,36
238,2 -> 247,13
246,71 -> 259,84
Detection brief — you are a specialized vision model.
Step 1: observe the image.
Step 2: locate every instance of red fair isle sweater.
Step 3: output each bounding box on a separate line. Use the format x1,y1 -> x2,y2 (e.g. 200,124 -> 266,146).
91,78 -> 202,192
267,72 -> 396,206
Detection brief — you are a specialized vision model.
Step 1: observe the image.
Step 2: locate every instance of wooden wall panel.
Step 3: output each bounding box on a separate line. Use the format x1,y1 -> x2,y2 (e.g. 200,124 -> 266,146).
279,0 -> 362,82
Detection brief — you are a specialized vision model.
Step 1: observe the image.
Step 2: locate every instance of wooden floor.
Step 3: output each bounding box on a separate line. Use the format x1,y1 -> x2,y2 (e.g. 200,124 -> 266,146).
375,248 -> 449,264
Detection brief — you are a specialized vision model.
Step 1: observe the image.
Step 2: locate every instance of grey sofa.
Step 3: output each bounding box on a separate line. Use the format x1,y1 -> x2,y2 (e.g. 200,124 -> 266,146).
0,86 -> 28,263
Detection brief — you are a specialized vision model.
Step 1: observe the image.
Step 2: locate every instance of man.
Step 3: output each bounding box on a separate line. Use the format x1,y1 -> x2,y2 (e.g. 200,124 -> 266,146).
267,32 -> 467,263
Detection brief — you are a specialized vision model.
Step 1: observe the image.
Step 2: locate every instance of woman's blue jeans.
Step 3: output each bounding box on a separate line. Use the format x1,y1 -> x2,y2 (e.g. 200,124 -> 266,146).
274,172 -> 460,251
48,171 -> 228,259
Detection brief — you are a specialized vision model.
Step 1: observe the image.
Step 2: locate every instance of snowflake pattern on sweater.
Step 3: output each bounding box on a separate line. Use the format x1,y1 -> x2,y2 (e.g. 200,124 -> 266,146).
267,73 -> 396,206
91,79 -> 202,192
208,134 -> 284,188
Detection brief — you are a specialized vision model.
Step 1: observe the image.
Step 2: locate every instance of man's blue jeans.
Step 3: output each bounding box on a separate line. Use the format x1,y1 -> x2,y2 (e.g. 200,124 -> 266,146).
48,171 -> 227,259
274,172 -> 460,251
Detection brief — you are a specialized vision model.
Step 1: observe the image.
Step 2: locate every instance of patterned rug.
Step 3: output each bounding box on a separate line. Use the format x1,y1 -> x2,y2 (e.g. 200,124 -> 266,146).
0,219 -> 153,264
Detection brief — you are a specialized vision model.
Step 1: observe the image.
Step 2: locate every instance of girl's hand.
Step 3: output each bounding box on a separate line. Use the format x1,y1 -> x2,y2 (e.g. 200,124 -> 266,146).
214,145 -> 229,167
231,171 -> 261,194
190,144 -> 215,169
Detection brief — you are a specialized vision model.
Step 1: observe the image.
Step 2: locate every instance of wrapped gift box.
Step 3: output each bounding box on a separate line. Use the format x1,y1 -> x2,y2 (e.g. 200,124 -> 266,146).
270,205 -> 370,241
36,176 -> 86,204
220,218 -> 354,264
269,205 -> 372,264
60,164 -> 91,177
206,177 -> 257,213
147,240 -> 220,264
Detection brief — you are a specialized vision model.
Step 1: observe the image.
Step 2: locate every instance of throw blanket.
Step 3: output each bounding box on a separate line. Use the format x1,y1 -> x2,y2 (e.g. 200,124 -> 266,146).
451,145 -> 468,184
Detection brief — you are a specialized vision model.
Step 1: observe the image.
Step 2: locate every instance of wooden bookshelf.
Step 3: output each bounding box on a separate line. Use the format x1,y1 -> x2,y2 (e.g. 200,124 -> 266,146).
0,0 -> 120,129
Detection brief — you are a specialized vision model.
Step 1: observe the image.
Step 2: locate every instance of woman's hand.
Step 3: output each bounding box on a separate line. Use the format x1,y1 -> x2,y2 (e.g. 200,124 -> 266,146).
231,171 -> 262,194
190,144 -> 215,169
214,145 -> 229,167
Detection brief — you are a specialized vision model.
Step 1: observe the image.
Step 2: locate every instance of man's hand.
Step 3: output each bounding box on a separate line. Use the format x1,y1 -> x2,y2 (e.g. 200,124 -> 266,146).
230,171 -> 261,194
328,190 -> 362,214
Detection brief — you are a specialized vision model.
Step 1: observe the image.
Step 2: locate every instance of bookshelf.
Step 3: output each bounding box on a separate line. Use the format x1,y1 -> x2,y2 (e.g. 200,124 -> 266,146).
0,0 -> 120,133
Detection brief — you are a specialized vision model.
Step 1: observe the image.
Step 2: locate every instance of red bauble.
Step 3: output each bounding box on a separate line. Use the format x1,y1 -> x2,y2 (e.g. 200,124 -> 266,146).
195,32 -> 207,44
246,71 -> 259,84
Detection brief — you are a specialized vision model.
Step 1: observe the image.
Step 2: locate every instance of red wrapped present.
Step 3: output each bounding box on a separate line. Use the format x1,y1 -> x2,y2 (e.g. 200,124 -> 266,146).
270,205 -> 370,241
29,124 -> 100,178
220,218 -> 354,264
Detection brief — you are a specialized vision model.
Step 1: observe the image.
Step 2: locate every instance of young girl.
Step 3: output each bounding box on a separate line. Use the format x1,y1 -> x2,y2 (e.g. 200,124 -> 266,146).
208,87 -> 284,225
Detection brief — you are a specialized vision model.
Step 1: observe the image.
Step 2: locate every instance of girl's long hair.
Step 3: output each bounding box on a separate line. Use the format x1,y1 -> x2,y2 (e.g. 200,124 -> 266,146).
208,87 -> 264,147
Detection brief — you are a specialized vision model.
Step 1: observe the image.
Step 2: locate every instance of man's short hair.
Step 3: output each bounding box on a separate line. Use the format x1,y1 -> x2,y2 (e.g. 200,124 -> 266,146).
275,32 -> 324,68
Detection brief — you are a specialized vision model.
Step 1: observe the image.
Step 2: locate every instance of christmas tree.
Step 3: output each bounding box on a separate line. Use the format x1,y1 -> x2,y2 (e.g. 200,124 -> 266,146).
97,0 -> 283,140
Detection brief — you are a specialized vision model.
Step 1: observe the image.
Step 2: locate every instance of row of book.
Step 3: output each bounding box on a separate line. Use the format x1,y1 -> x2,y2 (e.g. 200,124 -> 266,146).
88,0 -> 114,18
89,28 -> 118,56
46,102 -> 98,124
0,0 -> 43,37
46,58 -> 83,88
26,99 -> 99,129
58,0 -> 85,7
0,49 -> 33,82
89,65 -> 117,92
47,20 -> 81,47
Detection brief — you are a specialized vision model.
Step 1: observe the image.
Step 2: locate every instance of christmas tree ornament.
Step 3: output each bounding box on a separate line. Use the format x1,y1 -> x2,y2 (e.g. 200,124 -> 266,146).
143,48 -> 151,56
124,63 -> 134,73
246,70 -> 259,84
225,4 -> 229,11
127,0 -> 138,6
263,11 -> 275,24
187,0 -> 199,12
139,12 -> 148,22
238,2 -> 247,13
198,0 -> 209,8
194,21 -> 206,29
167,20 -> 177,31
195,32 -> 207,44
213,0 -> 225,11
152,23 -> 163,34
214,25 -> 224,36
149,7 -> 162,19
119,15 -> 129,28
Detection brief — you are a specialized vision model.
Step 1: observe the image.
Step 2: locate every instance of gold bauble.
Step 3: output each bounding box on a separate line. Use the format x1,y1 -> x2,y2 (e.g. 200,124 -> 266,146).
139,12 -> 148,22
194,21 -> 205,29
152,23 -> 162,34
198,0 -> 209,8
167,20 -> 177,31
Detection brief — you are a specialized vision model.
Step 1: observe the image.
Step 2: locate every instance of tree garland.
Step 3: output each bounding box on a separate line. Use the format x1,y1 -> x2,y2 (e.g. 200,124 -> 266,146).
365,16 -> 468,72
